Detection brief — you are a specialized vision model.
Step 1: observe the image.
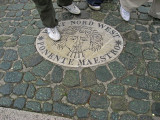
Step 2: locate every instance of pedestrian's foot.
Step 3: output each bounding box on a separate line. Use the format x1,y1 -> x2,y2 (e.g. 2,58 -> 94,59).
120,6 -> 130,21
47,27 -> 60,41
88,4 -> 101,10
63,3 -> 81,14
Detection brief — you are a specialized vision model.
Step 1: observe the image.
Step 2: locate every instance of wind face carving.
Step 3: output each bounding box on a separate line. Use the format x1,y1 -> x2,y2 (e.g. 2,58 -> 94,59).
36,19 -> 124,67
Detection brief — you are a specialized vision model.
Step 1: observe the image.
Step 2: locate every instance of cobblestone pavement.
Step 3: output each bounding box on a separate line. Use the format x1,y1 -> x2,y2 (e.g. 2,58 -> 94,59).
0,0 -> 160,120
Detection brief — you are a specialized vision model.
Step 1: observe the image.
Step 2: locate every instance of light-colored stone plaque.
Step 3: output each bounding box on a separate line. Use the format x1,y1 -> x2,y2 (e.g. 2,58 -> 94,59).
36,19 -> 123,67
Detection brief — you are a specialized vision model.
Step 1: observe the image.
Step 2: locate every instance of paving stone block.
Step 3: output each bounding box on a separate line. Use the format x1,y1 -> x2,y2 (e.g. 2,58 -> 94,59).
107,83 -> 125,96
53,85 -> 66,101
24,72 -> 36,82
62,70 -> 80,87
26,101 -> 41,112
51,65 -> 63,83
123,30 -> 140,42
134,59 -> 146,76
104,14 -> 122,26
111,97 -> 127,111
140,32 -> 151,41
152,102 -> 160,117
147,62 -> 160,79
0,83 -> 13,95
0,97 -> 13,107
13,83 -> 28,95
116,22 -> 134,32
139,115 -> 154,120
95,66 -> 112,82
152,92 -> 160,101
129,100 -> 150,114
4,71 -> 23,83
3,49 -> 18,61
26,84 -> 36,99
90,110 -> 108,120
0,61 -> 12,70
143,49 -> 157,60
18,35 -> 35,46
121,75 -> 137,86
89,83 -> 105,94
67,88 -> 90,105
13,97 -> 26,109
76,107 -> 89,118
42,102 -> 52,112
13,60 -> 23,71
89,94 -> 109,109
53,102 -> 75,117
120,113 -> 138,120
110,112 -> 119,120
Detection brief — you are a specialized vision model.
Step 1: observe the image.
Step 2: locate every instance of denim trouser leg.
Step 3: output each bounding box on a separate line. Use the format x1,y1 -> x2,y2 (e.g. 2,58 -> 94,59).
86,0 -> 104,6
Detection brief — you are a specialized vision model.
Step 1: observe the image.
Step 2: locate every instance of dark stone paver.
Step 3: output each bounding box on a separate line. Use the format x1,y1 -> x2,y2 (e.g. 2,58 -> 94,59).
120,114 -> 138,120
4,71 -> 23,83
13,83 -> 28,95
81,68 -> 97,87
18,35 -> 35,46
62,70 -> 80,87
26,101 -> 41,112
26,84 -> 36,99
24,72 -> 36,82
139,115 -> 154,120
89,83 -> 105,94
107,83 -> 125,96
134,59 -> 146,75
67,88 -> 90,105
0,97 -> 13,107
53,102 -> 75,117
110,112 -> 119,120
3,49 -> 18,61
95,66 -> 112,82
76,107 -> 89,118
111,97 -> 127,111
152,92 -> 160,101
0,61 -> 12,70
143,49 -> 157,60
89,94 -> 109,109
129,100 -> 150,114
13,60 -> 23,71
42,102 -> 52,112
51,65 -> 63,83
123,30 -> 140,42
121,75 -> 137,86
35,87 -> 52,101
90,110 -> 108,120
152,102 -> 160,116
13,97 -> 26,109
0,83 -> 13,95
147,62 -> 160,78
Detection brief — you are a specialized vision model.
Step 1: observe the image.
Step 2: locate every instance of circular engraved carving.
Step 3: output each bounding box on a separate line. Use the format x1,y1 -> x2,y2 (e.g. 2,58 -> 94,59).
36,19 -> 124,67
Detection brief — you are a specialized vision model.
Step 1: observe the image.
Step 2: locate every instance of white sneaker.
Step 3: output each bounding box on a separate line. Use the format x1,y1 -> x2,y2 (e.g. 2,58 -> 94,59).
63,3 -> 81,14
47,27 -> 60,41
88,4 -> 100,11
120,6 -> 130,21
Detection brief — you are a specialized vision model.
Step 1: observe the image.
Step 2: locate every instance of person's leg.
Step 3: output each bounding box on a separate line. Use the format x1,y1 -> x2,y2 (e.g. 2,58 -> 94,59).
87,0 -> 104,10
149,0 -> 160,19
120,0 -> 148,21
120,0 -> 148,12
32,0 -> 58,28
87,0 -> 104,6
32,0 -> 60,41
57,0 -> 81,14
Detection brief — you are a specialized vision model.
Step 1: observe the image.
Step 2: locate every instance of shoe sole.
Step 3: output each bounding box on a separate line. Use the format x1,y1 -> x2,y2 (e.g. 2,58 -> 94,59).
88,4 -> 100,10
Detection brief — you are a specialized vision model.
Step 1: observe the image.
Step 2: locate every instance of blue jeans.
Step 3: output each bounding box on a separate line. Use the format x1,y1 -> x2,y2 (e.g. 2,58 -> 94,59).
86,0 -> 104,6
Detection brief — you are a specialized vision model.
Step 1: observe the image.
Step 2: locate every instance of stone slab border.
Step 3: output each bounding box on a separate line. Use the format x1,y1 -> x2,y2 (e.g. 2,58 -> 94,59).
0,107 -> 71,120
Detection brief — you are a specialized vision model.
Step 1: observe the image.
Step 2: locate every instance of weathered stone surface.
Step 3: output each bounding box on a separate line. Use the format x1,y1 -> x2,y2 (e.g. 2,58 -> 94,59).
143,49 -> 157,60
124,41 -> 143,57
95,66 -> 112,82
24,3 -> 35,10
3,49 -> 18,61
13,97 -> 26,109
127,88 -> 149,99
7,4 -> 24,10
138,6 -> 150,14
139,14 -> 151,21
53,85 -> 66,101
123,30 -> 140,42
67,88 -> 90,105
104,14 -> 122,26
26,84 -> 36,99
13,83 -> 28,95
134,59 -> 146,75
53,102 -> 75,117
24,72 -> 36,82
149,25 -> 155,33
110,112 -> 119,120
152,102 -> 160,116
151,34 -> 160,42
35,79 -> 49,86
13,60 -> 23,70
147,62 -> 160,78
140,32 -> 151,41
23,53 -> 43,67
76,2 -> 88,10
35,87 -> 52,101
42,102 -> 52,112
32,60 -> 53,77
4,72 -> 23,83
152,92 -> 160,101
119,52 -> 138,70
18,35 -> 35,46
111,97 -> 127,111
0,61 -> 12,70
62,70 -> 80,87
91,11 -> 106,21
81,68 -> 97,87
51,66 -> 63,83
108,61 -> 126,78
18,45 -> 36,59
4,41 -> 17,47
0,83 -> 13,95
61,12 -> 74,20
0,97 -> 13,107
154,42 -> 160,51
116,22 -> 134,32
129,100 -> 150,114
120,114 -> 138,120
135,25 -> 148,32
5,27 -> 15,35
24,25 -> 40,36
139,115 -> 154,120
107,83 -> 125,96
121,75 -> 137,86
138,76 -> 160,91
90,110 -> 108,120
26,101 -> 41,112
76,107 -> 89,118
89,94 -> 109,109
77,10 -> 91,19
89,84 -> 105,94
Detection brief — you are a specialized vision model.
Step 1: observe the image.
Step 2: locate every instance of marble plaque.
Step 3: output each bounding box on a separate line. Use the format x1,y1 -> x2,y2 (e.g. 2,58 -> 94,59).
36,19 -> 124,67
